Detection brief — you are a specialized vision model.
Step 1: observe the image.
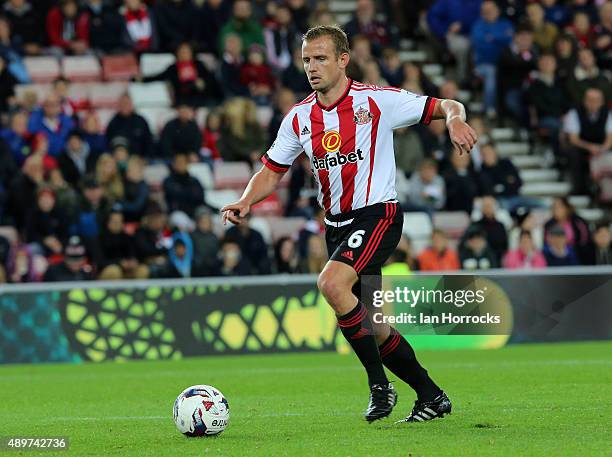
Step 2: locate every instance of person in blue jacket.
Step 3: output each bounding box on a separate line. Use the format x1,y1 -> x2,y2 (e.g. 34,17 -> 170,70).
27,93 -> 74,157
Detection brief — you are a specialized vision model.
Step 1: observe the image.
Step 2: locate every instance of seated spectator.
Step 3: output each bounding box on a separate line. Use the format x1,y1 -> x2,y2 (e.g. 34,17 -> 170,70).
0,110 -> 31,166
6,242 -> 39,282
80,111 -> 107,157
268,87 -> 296,149
25,187 -> 67,257
471,0 -> 514,117
0,234 -> 8,282
106,94 -> 154,158
527,1 -> 558,52
398,234 -> 420,271
427,0 -> 481,82
218,0 -> 264,56
46,0 -> 89,55
53,77 -> 86,118
143,42 -> 222,107
48,167 -> 80,223
394,126 -> 425,178
134,202 -> 168,276
43,235 -> 94,281
96,153 -> 124,204
154,0 -> 197,52
71,175 -> 111,244
121,0 -> 158,53
161,231 -> 194,278
443,151 -> 478,213
593,2 -> 612,70
509,208 -> 544,250
497,24 -> 537,123
218,97 -> 265,166
191,206 -> 220,277
0,140 -> 17,221
405,159 -> 446,213
419,120 -> 452,171
417,229 -> 460,271
58,131 -> 96,188
592,222 -> 612,265
220,34 -> 249,98
264,4 -> 300,73
225,215 -> 271,274
299,234 -> 327,274
3,0 -> 45,55
565,11 -> 595,48
84,0 -> 125,53
563,87 -> 612,195
566,48 -> 611,106
468,195 -> 508,263
543,224 -> 580,266
240,44 -> 275,105
217,239 -> 252,276
97,208 -> 148,279
544,196 -> 594,264
381,249 -> 413,275
6,154 -> 44,231
503,230 -> 547,269
27,93 -> 74,157
459,227 -> 498,270
362,59 -> 388,86
159,104 -> 202,160
542,0 -> 570,27
286,0 -> 309,34
344,0 -> 398,56
274,236 -> 300,274
0,55 -> 17,112
119,156 -> 148,223
554,33 -> 578,85
201,109 -> 223,162
380,48 -> 403,87
163,152 -> 205,218
401,62 -> 437,96
196,0 -> 231,55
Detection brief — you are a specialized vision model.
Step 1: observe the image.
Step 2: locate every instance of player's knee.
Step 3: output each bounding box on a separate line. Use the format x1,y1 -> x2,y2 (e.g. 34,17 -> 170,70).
317,271 -> 348,308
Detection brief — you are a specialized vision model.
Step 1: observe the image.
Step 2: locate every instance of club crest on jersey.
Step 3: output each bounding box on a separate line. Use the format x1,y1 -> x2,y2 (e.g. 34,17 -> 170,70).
322,130 -> 342,153
353,107 -> 373,125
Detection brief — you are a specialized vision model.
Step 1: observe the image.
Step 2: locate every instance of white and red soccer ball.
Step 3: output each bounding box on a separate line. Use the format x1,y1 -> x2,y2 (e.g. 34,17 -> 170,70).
173,385 -> 230,437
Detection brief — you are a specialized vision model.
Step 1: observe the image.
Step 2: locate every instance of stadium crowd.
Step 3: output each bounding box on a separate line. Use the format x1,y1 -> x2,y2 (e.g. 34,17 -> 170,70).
0,0 -> 611,283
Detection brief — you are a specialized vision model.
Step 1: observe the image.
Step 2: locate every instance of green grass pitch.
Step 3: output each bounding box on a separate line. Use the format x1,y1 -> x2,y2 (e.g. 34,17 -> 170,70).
0,341 -> 610,456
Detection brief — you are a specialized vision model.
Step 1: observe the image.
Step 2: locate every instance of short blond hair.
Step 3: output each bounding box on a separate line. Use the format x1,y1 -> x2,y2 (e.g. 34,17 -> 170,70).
303,25 -> 349,56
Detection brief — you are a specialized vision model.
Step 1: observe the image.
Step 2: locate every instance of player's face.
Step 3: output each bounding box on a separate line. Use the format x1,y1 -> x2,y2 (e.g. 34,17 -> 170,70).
302,37 -> 348,93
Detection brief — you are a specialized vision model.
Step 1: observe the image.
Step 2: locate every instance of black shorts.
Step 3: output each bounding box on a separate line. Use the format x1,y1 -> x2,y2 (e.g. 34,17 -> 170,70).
325,201 -> 403,276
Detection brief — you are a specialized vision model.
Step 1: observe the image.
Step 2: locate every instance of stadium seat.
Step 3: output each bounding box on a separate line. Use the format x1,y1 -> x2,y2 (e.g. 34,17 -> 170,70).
89,82 -> 129,109
95,108 -> 116,131
188,163 -> 214,190
24,56 -> 61,83
402,212 -> 432,253
138,107 -> 176,135
256,106 -> 274,127
251,192 -> 283,217
143,164 -> 169,189
129,82 -> 172,109
62,55 -> 102,82
102,54 -> 139,81
15,83 -> 52,101
520,182 -> 571,197
214,162 -> 251,189
266,216 -> 307,242
196,107 -> 210,128
432,212 -> 471,239
205,189 -> 240,209
140,53 -> 175,77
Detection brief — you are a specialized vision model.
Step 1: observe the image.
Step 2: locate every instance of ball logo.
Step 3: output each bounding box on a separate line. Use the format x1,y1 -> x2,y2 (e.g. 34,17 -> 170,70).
322,130 -> 342,153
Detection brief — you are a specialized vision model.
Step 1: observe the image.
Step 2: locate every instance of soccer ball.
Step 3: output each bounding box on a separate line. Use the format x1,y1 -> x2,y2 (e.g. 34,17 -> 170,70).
173,385 -> 230,437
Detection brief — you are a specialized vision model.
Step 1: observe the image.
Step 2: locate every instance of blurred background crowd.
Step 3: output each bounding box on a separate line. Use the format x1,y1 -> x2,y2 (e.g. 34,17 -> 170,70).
0,0 -> 611,283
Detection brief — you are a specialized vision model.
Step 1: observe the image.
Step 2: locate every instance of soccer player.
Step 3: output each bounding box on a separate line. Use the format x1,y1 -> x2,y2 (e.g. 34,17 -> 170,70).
222,25 -> 477,423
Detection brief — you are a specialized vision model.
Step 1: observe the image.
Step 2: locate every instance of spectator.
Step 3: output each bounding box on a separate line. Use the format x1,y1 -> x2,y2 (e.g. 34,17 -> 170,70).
240,44 -> 276,105
0,110 -> 32,166
394,234 -> 420,271
159,104 -> 202,160
163,152 -> 205,218
565,11 -> 595,48
468,195 -> 508,263
106,94 -> 154,158
154,0 -> 196,52
191,206 -> 220,277
225,216 -> 271,274
95,153 -> 124,204
406,159 -> 446,212
220,33 -> 249,97
471,0 -> 514,117
161,231 -> 194,278
97,208 -> 148,279
503,230 -> 547,269
218,0 -> 264,56
52,77 -> 82,118
121,0 -> 158,53
299,234 -> 327,274
3,0 -> 45,55
57,131 -> 96,188
418,229 -> 460,271
526,1 -> 558,52
46,0 -> 89,55
286,0 -> 309,34
84,0 -> 125,53
459,227 -> 498,270
80,111 -> 107,157
144,42 -> 222,107
362,59 -> 388,86
593,1 -> 612,70
196,0 -> 231,56
274,236 -> 300,274
592,222 -> 612,265
0,235 -> 9,282
7,242 -> 39,282
380,48 -> 403,87
43,235 -> 94,281
268,87 -> 296,149
201,110 -> 222,162
543,224 -> 580,266
264,4 -> 300,73
509,207 -> 544,250
497,24 -> 538,123
0,18 -> 29,84
401,62 -> 437,96
217,239 -> 252,276
544,197 -> 594,265
427,0 -> 481,83
566,48 -> 611,106
563,87 -> 612,195
25,187 -> 67,257
48,167 -> 80,223
542,0 -> 571,27
554,33 -> 579,85
419,120 -> 453,170
281,46 -> 311,99
0,140 -> 18,220
27,93 -> 74,157
6,154 -> 44,231
218,97 -> 265,166
134,202 -> 168,276
344,0 -> 398,56
443,150 -> 478,213
119,156 -> 148,223
71,175 -> 110,248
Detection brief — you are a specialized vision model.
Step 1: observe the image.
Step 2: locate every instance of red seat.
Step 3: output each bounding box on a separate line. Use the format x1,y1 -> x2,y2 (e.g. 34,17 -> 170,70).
102,54 -> 140,81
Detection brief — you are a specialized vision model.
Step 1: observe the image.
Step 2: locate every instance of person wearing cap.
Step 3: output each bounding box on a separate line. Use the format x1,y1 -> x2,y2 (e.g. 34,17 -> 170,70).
543,224 -> 579,267
459,227 -> 499,270
43,235 -> 94,282
158,104 -> 202,161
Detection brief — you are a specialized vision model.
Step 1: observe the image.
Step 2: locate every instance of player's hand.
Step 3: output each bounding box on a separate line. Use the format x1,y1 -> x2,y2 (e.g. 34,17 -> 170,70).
447,118 -> 478,155
221,200 -> 250,225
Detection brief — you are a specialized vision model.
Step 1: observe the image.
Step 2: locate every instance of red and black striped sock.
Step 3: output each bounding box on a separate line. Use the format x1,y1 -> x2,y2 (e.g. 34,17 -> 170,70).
379,328 -> 442,401
337,301 -> 388,386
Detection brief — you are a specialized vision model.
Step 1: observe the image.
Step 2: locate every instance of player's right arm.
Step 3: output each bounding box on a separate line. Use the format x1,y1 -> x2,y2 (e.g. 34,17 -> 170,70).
221,108 -> 303,225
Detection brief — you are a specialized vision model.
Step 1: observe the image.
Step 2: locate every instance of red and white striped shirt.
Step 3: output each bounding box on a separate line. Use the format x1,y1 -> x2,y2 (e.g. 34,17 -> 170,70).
262,79 -> 437,215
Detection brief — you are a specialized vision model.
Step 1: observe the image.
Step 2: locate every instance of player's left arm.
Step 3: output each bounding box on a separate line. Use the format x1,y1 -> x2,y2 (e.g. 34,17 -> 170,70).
431,99 -> 478,155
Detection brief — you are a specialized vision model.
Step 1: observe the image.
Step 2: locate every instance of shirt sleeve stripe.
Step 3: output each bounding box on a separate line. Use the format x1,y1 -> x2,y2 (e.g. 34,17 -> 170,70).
419,97 -> 437,125
261,153 -> 290,173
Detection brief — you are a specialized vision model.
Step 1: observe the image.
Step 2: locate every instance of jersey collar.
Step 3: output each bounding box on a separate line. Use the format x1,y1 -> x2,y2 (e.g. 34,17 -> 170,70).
316,78 -> 353,112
